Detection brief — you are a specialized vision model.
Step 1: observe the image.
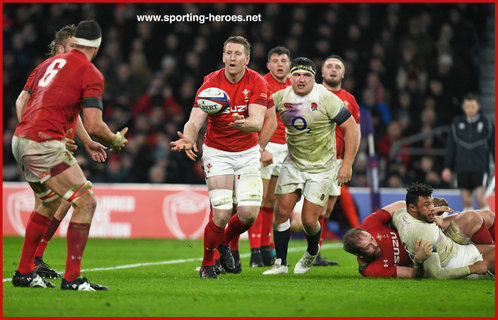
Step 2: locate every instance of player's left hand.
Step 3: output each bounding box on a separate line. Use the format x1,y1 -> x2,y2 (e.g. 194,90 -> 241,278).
260,149 -> 273,167
84,141 -> 107,163
229,113 -> 246,130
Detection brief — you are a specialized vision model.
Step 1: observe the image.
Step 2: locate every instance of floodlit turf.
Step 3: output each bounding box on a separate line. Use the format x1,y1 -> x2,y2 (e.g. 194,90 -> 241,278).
2,236 -> 495,317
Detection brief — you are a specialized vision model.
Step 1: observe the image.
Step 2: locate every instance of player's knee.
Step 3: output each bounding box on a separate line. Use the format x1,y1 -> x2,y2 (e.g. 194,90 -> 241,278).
209,189 -> 233,210
236,172 -> 262,207
65,181 -> 95,209
273,219 -> 290,231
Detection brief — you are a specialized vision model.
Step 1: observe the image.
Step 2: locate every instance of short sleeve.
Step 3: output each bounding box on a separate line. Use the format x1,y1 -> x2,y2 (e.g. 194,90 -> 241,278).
249,74 -> 268,107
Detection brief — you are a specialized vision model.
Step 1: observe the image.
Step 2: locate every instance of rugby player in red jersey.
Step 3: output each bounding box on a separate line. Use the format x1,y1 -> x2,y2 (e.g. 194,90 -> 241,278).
16,24 -> 105,280
171,36 -> 269,279
247,46 -> 292,267
343,199 -> 495,278
12,20 -> 128,290
316,55 -> 361,266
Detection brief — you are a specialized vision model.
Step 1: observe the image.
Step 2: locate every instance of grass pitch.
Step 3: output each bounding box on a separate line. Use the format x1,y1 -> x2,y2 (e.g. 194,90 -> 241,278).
2,236 -> 495,317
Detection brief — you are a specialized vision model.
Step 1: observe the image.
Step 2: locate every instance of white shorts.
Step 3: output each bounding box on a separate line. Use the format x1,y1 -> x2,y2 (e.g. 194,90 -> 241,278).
202,144 -> 263,206
12,136 -> 77,183
443,243 -> 482,270
328,159 -> 342,196
261,142 -> 288,180
275,160 -> 334,207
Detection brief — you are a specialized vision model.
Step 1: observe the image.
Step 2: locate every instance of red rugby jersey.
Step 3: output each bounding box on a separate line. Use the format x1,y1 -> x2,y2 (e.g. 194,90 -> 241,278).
329,88 -> 360,159
15,50 -> 104,142
262,73 -> 291,144
359,209 -> 411,278
194,68 -> 268,152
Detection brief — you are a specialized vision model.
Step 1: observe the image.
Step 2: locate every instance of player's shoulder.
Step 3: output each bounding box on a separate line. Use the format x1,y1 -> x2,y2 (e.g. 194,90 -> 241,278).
203,69 -> 224,84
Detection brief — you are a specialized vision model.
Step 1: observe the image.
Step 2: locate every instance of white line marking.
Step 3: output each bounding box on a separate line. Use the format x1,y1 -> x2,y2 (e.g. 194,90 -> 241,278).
3,243 -> 343,282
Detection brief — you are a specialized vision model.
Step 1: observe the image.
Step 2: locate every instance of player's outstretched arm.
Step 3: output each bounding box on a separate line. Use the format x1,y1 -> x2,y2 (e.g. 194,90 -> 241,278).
74,115 -> 107,162
170,108 -> 207,161
82,107 -> 128,151
423,253 -> 483,279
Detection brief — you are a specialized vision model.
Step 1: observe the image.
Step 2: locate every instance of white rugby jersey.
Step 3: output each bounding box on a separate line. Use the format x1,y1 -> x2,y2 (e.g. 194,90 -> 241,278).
393,208 -> 457,266
271,83 -> 346,173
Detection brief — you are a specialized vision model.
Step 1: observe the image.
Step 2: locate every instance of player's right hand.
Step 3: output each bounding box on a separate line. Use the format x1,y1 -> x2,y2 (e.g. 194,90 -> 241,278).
170,131 -> 198,161
469,260 -> 488,275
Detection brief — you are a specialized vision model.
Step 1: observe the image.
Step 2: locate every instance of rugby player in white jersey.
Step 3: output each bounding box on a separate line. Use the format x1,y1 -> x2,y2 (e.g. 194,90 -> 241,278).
392,182 -> 494,279
263,57 -> 360,274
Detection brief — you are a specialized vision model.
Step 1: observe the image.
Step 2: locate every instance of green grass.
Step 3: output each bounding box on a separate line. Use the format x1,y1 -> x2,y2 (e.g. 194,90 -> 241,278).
2,236 -> 495,317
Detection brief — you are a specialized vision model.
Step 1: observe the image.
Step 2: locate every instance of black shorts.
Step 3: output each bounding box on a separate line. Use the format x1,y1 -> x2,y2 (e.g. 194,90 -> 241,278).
456,172 -> 487,190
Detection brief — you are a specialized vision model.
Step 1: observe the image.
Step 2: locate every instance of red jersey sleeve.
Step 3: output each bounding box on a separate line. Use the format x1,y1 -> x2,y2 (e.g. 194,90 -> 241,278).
360,209 -> 392,230
350,94 -> 360,124
360,260 -> 397,278
23,66 -> 40,93
249,74 -> 268,107
81,64 -> 104,107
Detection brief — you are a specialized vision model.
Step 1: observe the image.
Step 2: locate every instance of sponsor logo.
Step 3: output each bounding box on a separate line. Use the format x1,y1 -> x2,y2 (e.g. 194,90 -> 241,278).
222,104 -> 248,114
163,191 -> 210,240
390,231 -> 400,265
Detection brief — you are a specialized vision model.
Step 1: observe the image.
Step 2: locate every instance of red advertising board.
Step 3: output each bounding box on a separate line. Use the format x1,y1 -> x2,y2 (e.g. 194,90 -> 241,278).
3,182 -> 212,239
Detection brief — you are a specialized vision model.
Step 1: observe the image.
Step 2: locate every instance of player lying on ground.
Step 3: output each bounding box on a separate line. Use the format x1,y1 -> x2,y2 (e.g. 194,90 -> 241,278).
343,196 -> 494,278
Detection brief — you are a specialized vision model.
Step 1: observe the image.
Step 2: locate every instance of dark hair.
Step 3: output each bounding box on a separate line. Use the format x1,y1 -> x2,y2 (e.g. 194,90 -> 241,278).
342,228 -> 366,256
405,182 -> 433,207
322,54 -> 345,67
223,35 -> 251,56
291,57 -> 316,74
75,20 -> 102,41
267,46 -> 291,61
462,93 -> 480,104
47,24 -> 76,57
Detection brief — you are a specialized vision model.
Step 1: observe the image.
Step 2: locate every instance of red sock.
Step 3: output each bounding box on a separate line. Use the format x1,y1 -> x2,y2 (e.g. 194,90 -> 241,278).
202,220 -> 224,266
248,212 -> 263,249
35,217 -> 61,258
318,216 -> 326,250
64,222 -> 91,282
221,214 -> 249,245
260,207 -> 274,247
230,235 -> 240,251
340,186 -> 360,228
471,221 -> 494,244
18,212 -> 51,274
488,222 -> 495,242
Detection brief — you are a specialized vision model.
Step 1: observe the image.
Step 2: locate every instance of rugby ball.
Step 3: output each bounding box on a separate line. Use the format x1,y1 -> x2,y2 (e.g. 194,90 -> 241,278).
196,87 -> 230,115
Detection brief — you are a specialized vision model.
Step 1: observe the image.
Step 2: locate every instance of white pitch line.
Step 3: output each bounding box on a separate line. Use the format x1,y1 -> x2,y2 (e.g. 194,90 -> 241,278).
3,242 -> 343,282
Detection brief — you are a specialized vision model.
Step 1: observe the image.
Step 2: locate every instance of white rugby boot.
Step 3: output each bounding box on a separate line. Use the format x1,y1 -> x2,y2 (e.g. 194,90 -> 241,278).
262,258 -> 288,275
293,251 -> 318,274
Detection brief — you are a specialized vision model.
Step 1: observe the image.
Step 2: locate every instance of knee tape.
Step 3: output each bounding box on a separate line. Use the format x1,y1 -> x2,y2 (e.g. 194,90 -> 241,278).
445,220 -> 470,245
209,189 -> 233,210
62,181 -> 94,204
36,189 -> 60,203
274,219 -> 290,232
235,171 -> 262,207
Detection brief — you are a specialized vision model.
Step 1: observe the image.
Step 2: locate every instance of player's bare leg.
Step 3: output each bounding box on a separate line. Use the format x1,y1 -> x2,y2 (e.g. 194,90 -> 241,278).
263,191 -> 299,274
314,195 -> 339,266
461,189 -> 475,210
44,164 -> 108,290
200,174 -> 235,277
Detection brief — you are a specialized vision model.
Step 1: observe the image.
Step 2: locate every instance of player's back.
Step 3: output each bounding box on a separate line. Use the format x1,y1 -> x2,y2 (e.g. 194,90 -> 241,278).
15,50 -> 103,142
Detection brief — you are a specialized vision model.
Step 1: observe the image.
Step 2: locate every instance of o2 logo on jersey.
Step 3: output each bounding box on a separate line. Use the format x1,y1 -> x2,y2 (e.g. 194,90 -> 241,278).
38,58 -> 67,87
291,116 -> 312,134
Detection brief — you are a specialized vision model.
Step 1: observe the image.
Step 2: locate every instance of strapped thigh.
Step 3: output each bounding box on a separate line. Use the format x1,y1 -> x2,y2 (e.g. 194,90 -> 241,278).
62,181 -> 94,204
35,188 -> 60,203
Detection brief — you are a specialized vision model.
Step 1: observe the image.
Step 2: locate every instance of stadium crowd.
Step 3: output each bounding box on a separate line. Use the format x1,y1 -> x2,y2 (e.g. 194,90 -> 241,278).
3,3 -> 493,189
